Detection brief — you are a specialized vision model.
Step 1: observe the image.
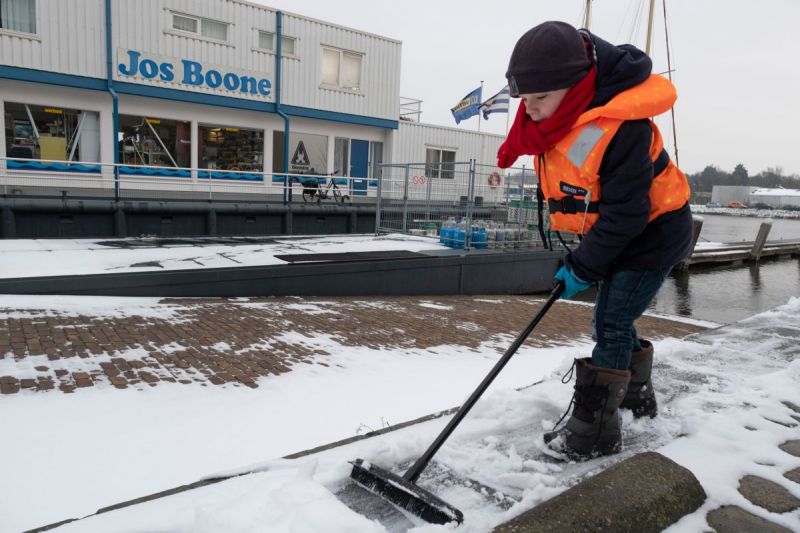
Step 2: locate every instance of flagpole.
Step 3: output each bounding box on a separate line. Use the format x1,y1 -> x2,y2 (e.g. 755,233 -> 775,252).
505,99 -> 511,135
477,80 -> 484,132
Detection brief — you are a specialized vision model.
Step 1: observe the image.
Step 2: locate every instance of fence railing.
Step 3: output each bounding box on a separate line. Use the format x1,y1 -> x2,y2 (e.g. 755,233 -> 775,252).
376,159 -> 552,250
0,157 -> 379,204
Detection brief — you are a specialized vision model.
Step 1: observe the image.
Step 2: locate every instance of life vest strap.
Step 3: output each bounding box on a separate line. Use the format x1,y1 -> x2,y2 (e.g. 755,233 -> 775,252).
547,196 -> 600,214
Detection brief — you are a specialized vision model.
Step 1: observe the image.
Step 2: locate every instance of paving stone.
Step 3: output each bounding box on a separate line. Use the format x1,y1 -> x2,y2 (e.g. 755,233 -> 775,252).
784,467 -> 800,485
20,379 -> 37,389
37,379 -> 54,391
0,380 -> 20,394
706,505 -> 793,533
109,376 -> 128,388
737,475 -> 800,513
34,365 -> 49,372
779,440 -> 800,458
782,401 -> 800,414
138,372 -> 159,384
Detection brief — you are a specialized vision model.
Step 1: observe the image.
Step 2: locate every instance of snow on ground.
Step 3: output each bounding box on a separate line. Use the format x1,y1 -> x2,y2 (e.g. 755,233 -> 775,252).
690,204 -> 800,220
0,234 -> 446,279
2,297 -> 799,532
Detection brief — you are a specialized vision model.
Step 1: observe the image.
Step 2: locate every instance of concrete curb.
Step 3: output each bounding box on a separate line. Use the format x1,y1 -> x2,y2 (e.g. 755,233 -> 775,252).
493,451 -> 706,533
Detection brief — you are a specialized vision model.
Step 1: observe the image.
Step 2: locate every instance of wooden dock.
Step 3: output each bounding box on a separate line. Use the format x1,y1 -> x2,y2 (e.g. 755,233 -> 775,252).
682,218 -> 800,268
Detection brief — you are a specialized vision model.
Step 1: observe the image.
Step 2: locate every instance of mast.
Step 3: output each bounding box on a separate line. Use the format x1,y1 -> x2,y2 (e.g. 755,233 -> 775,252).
583,0 -> 592,29
645,0 -> 656,55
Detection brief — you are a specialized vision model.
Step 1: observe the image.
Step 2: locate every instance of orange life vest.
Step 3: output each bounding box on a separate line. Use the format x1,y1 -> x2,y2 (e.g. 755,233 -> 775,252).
534,74 -> 691,235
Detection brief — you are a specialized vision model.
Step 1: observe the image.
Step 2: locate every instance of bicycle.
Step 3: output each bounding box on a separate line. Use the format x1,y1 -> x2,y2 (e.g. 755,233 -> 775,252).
301,170 -> 350,204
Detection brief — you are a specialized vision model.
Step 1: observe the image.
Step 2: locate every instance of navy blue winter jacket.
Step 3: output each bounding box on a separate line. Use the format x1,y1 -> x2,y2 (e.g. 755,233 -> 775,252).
565,32 -> 693,282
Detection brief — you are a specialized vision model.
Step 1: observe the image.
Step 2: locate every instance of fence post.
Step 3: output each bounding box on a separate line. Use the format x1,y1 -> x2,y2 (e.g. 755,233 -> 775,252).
750,220 -> 772,261
425,166 -> 433,223
402,164 -> 409,233
465,159 -> 476,249
375,164 -> 383,235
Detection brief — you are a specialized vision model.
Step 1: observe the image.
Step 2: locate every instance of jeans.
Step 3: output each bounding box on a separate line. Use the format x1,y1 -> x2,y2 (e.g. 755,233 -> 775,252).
591,267 -> 672,369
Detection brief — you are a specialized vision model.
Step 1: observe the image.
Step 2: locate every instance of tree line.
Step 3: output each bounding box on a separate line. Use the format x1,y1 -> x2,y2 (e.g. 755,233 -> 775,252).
686,164 -> 800,193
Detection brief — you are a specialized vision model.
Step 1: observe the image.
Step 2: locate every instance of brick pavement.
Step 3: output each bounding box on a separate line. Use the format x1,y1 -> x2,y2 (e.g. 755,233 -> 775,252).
0,296 -> 707,395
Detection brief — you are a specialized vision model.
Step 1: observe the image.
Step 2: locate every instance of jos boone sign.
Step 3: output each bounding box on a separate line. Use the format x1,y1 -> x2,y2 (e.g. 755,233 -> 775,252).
117,49 -> 272,98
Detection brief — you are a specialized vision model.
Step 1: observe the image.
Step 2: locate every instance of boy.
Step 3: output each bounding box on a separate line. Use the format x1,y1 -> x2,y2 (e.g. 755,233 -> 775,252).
497,21 -> 693,459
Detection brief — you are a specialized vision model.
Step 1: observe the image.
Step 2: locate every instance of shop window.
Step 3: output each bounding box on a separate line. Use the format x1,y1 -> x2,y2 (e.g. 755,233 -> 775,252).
118,115 -> 191,168
0,0 -> 36,34
199,125 -> 263,171
4,102 -> 100,162
321,47 -> 362,91
334,137 -> 349,177
426,147 -> 456,180
171,12 -> 228,41
257,30 -> 296,56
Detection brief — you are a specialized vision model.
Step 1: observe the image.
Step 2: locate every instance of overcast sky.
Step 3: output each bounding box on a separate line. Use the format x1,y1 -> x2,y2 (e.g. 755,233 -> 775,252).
257,0 -> 800,177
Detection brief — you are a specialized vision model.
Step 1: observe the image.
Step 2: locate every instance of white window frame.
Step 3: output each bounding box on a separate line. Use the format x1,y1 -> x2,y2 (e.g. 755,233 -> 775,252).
425,147 -> 457,180
168,11 -> 229,43
0,0 -> 38,36
320,46 -> 363,93
255,30 -> 297,58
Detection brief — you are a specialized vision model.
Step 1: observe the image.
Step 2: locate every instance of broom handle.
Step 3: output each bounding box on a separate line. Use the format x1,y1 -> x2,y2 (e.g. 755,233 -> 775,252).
403,281 -> 565,483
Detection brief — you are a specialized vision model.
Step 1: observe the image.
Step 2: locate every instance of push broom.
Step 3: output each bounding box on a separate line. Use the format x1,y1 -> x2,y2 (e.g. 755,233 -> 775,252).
350,281 -> 565,524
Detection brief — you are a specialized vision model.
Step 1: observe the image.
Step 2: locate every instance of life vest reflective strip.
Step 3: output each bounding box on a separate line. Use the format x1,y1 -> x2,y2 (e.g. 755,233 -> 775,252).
534,75 -> 691,235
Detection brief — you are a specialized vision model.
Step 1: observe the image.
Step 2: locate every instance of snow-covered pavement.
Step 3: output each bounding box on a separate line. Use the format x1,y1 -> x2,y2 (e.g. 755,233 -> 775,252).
1,293 -> 798,532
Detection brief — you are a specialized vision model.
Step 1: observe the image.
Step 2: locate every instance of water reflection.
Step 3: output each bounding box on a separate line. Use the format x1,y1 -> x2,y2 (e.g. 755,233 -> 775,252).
650,258 -> 800,324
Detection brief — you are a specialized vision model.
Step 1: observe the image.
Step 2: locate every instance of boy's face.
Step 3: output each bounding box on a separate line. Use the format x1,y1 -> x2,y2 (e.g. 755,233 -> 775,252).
520,88 -> 569,122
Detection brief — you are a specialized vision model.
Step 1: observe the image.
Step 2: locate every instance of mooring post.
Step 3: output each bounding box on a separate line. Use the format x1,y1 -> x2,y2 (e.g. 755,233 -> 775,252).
750,219 -> 772,261
679,215 -> 704,270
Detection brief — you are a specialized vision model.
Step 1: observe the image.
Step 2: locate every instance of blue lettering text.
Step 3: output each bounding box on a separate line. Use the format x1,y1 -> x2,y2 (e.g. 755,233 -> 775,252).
205,69 -> 222,88
239,76 -> 257,94
139,59 -> 159,79
223,72 -> 239,91
182,60 -> 203,85
159,63 -> 174,82
118,50 -> 140,76
257,78 -> 271,96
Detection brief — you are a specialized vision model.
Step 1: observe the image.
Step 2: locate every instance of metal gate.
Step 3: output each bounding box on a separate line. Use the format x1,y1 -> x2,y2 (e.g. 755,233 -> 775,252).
376,159 -> 550,250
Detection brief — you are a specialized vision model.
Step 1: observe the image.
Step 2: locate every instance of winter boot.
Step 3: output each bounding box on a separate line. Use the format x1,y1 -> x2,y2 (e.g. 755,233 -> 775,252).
543,358 -> 630,460
620,339 -> 658,418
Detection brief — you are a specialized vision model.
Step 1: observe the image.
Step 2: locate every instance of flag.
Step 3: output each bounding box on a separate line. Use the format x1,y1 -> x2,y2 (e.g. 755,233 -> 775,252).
450,86 -> 482,124
480,85 -> 510,120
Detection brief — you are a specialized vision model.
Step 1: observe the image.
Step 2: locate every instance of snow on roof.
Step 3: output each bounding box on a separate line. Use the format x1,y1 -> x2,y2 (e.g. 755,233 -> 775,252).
750,187 -> 800,197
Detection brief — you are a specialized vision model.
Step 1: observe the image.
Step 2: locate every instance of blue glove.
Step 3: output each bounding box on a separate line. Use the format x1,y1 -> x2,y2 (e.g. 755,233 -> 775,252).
554,265 -> 591,300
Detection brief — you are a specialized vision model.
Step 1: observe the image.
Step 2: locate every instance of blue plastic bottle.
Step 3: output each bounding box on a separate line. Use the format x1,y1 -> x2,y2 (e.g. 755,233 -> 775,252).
454,221 -> 465,250
475,223 -> 487,249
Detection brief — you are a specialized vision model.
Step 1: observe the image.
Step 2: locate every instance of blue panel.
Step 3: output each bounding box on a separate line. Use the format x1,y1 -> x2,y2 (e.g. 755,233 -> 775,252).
119,166 -> 191,177
281,104 -> 399,130
350,139 -> 369,196
7,160 -> 102,173
197,171 -> 264,181
0,66 -> 106,91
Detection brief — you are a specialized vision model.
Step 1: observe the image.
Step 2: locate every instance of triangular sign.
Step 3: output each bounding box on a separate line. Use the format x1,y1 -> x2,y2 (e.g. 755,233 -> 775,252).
291,141 -> 309,166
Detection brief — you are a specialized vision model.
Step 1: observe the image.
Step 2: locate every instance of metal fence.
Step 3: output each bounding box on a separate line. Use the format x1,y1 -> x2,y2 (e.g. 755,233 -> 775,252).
0,157 -> 378,205
376,159 -> 553,250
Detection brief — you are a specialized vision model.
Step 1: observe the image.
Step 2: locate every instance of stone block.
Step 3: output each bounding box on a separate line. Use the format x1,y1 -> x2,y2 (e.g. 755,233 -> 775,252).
493,452 -> 706,533
706,505 -> 793,533
738,475 -> 800,513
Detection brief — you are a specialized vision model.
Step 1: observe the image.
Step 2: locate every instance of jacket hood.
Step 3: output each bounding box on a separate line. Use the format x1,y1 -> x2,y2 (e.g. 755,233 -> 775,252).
587,31 -> 652,108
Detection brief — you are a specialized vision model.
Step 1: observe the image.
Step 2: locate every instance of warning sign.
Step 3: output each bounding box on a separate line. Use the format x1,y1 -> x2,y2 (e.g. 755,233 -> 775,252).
291,141 -> 310,172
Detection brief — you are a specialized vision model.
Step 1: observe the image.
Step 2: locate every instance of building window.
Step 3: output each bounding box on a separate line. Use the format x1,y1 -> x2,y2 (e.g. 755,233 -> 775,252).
118,115 -> 191,168
4,102 -> 100,162
426,148 -> 456,180
369,141 -> 383,181
321,47 -> 362,91
0,0 -> 36,34
257,30 -> 296,55
199,125 -> 263,171
171,12 -> 228,41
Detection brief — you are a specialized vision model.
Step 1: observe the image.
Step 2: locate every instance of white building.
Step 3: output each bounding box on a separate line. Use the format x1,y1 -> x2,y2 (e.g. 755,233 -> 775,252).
0,0 -> 505,201
711,185 -> 800,209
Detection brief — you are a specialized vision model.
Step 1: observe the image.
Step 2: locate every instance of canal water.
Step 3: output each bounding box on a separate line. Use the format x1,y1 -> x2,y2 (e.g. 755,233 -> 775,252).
574,214 -> 800,325
653,213 -> 800,324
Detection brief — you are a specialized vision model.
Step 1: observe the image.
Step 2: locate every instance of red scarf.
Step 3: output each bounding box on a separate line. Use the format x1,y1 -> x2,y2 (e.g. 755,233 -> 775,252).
497,67 -> 597,168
